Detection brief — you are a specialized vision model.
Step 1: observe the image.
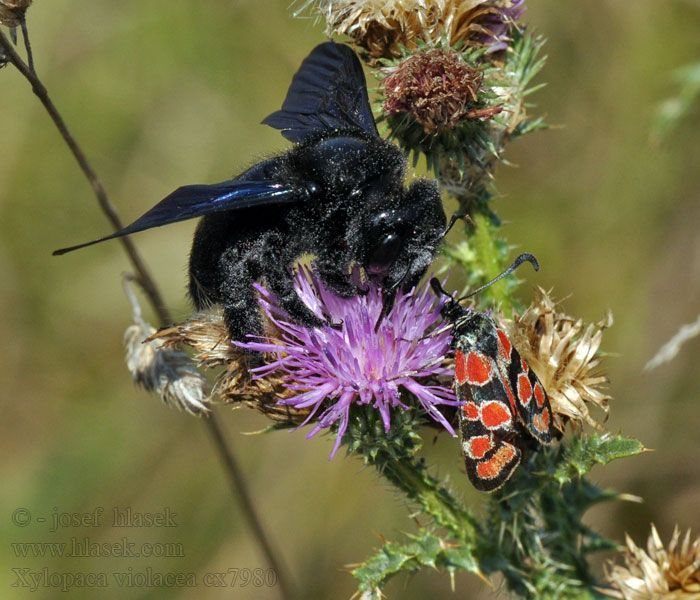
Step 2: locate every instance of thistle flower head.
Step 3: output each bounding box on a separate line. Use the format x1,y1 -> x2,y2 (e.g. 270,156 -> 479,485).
603,525 -> 700,599
237,266 -> 458,457
151,310 -> 307,424
298,0 -> 524,59
0,0 -> 32,27
501,287 -> 612,432
377,43 -> 503,176
478,0 -> 525,53
381,48 -> 500,134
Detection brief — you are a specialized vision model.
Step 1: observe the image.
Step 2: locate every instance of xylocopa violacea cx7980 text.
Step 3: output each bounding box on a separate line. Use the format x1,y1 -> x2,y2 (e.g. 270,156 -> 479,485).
54,42 -> 447,346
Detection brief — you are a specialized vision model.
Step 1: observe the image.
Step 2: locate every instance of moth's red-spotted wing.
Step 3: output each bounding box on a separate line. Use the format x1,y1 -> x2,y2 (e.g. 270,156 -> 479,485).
455,349 -> 522,492
495,328 -> 554,445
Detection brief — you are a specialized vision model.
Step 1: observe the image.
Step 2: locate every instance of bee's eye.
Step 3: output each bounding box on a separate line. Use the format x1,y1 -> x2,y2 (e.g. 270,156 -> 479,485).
367,233 -> 402,275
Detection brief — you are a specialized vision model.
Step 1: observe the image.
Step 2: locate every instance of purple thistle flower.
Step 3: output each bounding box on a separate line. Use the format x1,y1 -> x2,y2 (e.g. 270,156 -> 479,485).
237,266 -> 458,458
481,0 -> 526,53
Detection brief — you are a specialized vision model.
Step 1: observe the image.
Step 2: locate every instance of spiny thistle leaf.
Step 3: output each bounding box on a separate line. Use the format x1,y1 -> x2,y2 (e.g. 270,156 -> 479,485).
353,530 -> 480,596
552,435 -> 647,485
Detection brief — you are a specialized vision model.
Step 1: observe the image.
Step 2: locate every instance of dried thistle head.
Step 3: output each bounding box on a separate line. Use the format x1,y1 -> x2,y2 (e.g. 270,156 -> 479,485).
603,525 -> 700,599
152,309 -> 241,369
380,48 -> 501,134
377,43 -> 505,176
122,278 -> 210,415
150,309 -> 309,426
500,287 -> 612,432
124,323 -> 210,416
0,0 -> 32,27
298,0 -> 521,60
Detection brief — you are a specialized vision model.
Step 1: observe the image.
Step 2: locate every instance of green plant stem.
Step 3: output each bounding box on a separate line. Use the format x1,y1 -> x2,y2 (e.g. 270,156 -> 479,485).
471,212 -> 508,305
379,454 -> 478,541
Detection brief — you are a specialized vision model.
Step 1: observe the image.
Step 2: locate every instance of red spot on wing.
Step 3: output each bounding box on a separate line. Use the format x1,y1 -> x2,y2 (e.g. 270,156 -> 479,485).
542,408 -> 550,429
467,435 -> 492,459
466,352 -> 492,385
517,373 -> 533,406
481,401 -> 512,429
476,444 -> 517,480
520,357 -> 529,372
497,329 -> 512,362
533,408 -> 551,434
455,350 -> 467,384
462,401 -> 480,420
533,382 -> 546,408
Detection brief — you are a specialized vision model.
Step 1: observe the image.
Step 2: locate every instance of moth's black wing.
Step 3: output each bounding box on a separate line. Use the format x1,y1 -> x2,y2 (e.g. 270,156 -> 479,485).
262,42 -> 378,141
53,180 -> 299,255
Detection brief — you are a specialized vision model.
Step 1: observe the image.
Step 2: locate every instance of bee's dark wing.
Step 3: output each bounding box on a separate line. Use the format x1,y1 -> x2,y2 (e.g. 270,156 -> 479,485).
53,180 -> 299,255
262,42 -> 378,142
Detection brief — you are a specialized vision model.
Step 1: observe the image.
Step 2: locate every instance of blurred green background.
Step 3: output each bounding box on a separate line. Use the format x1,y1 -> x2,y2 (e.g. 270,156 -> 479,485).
1,1 -> 699,598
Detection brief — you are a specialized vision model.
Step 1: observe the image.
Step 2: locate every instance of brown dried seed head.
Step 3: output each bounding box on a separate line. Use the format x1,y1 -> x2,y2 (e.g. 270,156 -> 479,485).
149,309 -> 311,426
603,525 -> 700,599
0,0 -> 32,27
124,322 -> 211,416
500,287 -> 612,433
307,0 -> 498,59
381,49 -> 488,134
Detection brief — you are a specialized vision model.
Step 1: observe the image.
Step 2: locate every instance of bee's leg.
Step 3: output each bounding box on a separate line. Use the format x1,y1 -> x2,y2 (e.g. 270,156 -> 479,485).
261,238 -> 327,329
188,271 -> 216,310
217,257 -> 265,347
315,259 -> 364,297
265,270 -> 327,329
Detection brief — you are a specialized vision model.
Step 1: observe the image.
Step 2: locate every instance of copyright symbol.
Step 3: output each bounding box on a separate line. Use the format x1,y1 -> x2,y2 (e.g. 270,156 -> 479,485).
12,508 -> 31,527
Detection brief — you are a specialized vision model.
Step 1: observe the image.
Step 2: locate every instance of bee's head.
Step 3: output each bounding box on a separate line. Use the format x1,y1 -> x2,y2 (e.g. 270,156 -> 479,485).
362,178 -> 445,286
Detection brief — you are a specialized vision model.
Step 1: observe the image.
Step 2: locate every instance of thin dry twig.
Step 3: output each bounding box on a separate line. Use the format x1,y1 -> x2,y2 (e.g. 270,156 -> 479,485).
0,25 -> 295,599
19,17 -> 33,74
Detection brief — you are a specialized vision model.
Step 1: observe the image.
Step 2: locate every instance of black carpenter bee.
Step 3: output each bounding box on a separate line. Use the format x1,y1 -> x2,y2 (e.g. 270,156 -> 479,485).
54,42 -> 446,345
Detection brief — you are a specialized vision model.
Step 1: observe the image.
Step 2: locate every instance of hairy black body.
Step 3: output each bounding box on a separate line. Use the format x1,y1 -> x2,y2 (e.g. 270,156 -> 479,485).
188,130 -> 444,339
55,43 -> 446,345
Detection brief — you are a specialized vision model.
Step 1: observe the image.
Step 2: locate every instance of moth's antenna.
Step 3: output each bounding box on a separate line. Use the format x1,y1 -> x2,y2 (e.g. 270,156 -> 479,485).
430,277 -> 452,300
460,253 -> 539,301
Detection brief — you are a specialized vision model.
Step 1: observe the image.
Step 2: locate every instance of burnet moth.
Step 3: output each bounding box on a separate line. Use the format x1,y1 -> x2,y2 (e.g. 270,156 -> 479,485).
431,254 -> 555,492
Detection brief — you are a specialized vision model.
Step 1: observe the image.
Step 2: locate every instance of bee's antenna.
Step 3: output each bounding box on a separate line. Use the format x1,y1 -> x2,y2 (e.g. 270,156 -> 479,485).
375,264 -> 411,332
426,213 -> 472,304
459,253 -> 539,302
440,213 -> 471,240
